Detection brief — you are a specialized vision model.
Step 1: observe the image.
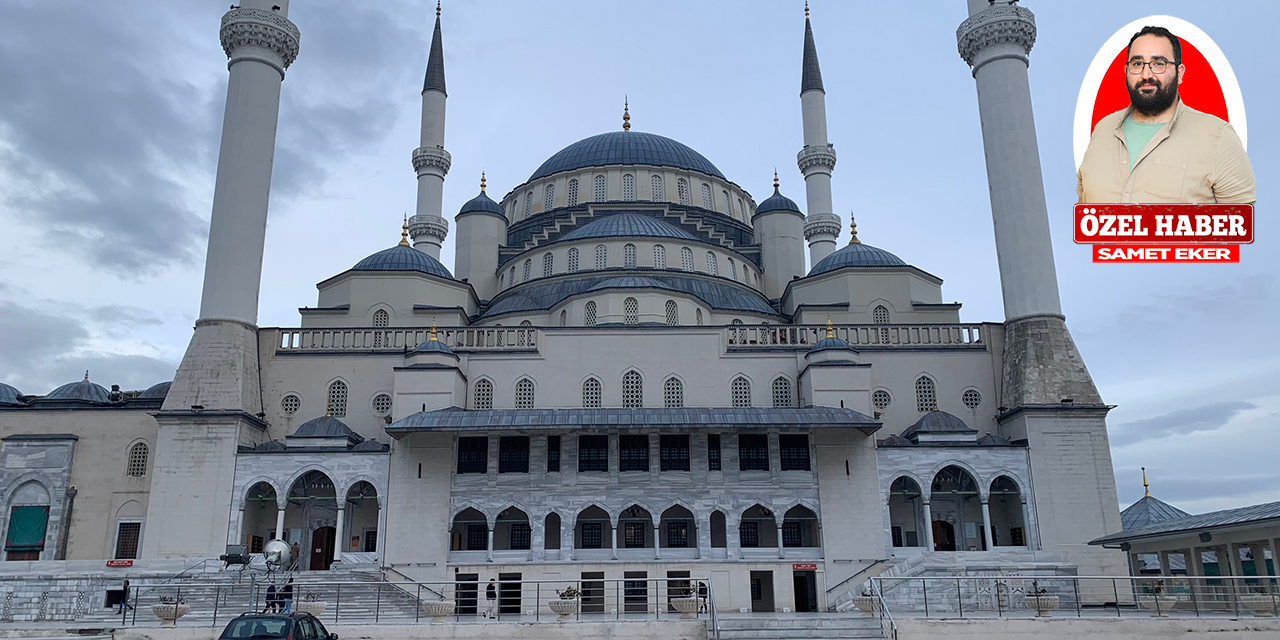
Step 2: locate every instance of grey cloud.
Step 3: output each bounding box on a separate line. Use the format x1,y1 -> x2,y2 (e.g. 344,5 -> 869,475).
1111,401 -> 1257,447
87,304 -> 163,328
0,301 -> 89,384
1119,466 -> 1280,508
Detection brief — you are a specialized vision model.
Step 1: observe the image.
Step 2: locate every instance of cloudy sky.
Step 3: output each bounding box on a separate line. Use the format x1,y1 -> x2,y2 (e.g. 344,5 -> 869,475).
0,0 -> 1275,515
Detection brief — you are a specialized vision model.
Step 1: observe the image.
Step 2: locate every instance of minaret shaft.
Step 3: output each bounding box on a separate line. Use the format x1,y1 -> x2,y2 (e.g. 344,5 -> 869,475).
409,11 -> 450,258
798,15 -> 840,267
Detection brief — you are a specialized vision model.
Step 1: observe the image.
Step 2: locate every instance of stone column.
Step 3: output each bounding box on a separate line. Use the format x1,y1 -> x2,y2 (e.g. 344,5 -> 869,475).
1020,500 -> 1035,550
981,500 -> 995,550
487,525 -> 495,563
275,503 -> 286,542
1158,550 -> 1172,576
234,506 -> 246,545
884,496 -> 894,551
922,499 -> 935,552
610,517 -> 618,560
333,505 -> 345,565
777,522 -> 786,559
726,516 -> 740,560
654,524 -> 662,560
375,498 -> 385,566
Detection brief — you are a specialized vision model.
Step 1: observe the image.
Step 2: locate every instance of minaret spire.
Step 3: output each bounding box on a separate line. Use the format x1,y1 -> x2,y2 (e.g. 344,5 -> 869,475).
623,97 -> 631,131
801,4 -> 824,94
797,5 -> 840,266
409,2 -> 451,258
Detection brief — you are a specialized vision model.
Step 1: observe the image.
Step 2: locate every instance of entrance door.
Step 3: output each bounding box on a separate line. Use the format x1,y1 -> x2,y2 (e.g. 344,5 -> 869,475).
310,526 -> 336,570
498,572 -> 522,614
932,521 -> 955,551
749,570 -> 774,612
455,573 -> 478,615
792,570 -> 817,612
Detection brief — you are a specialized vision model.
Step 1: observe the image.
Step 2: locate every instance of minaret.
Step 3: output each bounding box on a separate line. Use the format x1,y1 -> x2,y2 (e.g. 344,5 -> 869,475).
147,0 -> 299,558
797,3 -> 841,267
957,0 -> 1123,579
408,2 -> 451,259
753,171 -> 806,301
454,172 -> 507,301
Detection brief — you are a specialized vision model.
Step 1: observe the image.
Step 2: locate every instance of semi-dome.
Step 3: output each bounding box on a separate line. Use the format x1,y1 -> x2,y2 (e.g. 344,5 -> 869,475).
809,242 -> 907,276
901,410 -> 975,439
290,415 -> 364,441
45,376 -> 110,403
0,382 -> 25,406
458,189 -> 503,216
561,214 -> 696,242
586,276 -> 669,293
528,131 -> 725,182
352,244 -> 453,280
755,186 -> 801,215
139,381 -> 172,399
254,440 -> 288,452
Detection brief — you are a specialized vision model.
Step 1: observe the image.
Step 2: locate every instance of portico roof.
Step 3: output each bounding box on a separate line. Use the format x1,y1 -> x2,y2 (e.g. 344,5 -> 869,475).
388,406 -> 880,435
1090,500 -> 1280,546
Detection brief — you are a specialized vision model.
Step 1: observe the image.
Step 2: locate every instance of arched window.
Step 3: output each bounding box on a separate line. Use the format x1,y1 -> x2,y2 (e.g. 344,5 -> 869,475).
582,378 -> 602,408
473,379 -> 493,409
962,389 -> 982,409
327,380 -> 348,417
584,301 -> 597,326
873,305 -> 890,342
695,309 -> 703,325
722,191 -> 732,215
560,310 -> 568,326
624,243 -> 636,268
665,300 -> 679,325
594,175 -> 606,201
515,378 -> 535,409
677,179 -> 690,205
738,198 -> 745,218
872,389 -> 892,410
651,175 -> 663,200
372,393 -> 392,416
705,252 -> 718,275
372,309 -> 389,327
281,394 -> 300,414
544,183 -> 555,210
127,442 -> 149,477
663,378 -> 684,408
567,179 -> 579,206
523,259 -> 532,281
732,319 -> 743,325
543,252 -> 554,278
567,247 -> 579,272
520,320 -> 532,327
622,174 -> 635,201
915,376 -> 936,413
499,273 -> 505,288
510,198 -> 518,219
595,245 -> 608,269
772,377 -> 794,408
624,297 -> 639,324
524,191 -> 533,218
680,247 -> 694,271
653,245 -> 666,269
622,371 -> 643,408
700,183 -> 713,208
727,258 -> 737,280
731,376 -> 751,408
509,266 -> 516,286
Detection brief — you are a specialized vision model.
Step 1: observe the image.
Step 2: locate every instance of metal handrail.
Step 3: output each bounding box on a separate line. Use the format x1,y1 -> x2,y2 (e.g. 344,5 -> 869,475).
824,559 -> 886,610
869,579 -> 898,640
706,578 -> 720,640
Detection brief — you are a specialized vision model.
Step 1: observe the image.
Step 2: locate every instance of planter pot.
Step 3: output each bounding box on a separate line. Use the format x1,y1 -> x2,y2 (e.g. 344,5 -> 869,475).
152,603 -> 190,627
549,599 -> 578,621
851,596 -> 878,617
671,597 -> 699,619
1023,595 -> 1059,618
1137,595 -> 1180,617
1240,595 -> 1276,618
422,600 -> 455,623
295,601 -> 327,617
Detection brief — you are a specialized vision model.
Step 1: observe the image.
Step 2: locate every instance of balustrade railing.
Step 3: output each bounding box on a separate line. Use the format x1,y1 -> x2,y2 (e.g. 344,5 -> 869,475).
274,327 -> 538,353
725,323 -> 985,348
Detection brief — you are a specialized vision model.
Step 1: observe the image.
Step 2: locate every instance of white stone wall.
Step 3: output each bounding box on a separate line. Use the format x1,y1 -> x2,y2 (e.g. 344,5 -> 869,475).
309,273 -> 476,328
785,269 -> 959,324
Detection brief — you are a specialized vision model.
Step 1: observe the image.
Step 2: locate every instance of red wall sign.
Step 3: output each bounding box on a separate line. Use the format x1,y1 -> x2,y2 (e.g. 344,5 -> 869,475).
106,559 -> 134,567
792,563 -> 818,571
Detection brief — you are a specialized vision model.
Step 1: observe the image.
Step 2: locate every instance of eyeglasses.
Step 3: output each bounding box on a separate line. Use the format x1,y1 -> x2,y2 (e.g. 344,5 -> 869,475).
1127,59 -> 1175,75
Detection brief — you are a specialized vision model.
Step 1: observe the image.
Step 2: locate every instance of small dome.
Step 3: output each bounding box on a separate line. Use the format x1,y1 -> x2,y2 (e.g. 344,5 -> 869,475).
45,377 -> 110,403
587,276 -> 668,293
139,381 -> 172,399
290,415 -> 363,442
879,434 -> 913,447
254,440 -> 288,452
976,433 -> 1012,446
459,190 -> 504,216
809,243 -> 907,276
901,410 -> 975,439
352,439 -> 390,452
413,338 -> 456,356
560,213 -> 696,242
809,336 -> 855,353
755,187 -> 801,215
529,131 -> 725,182
0,382 -> 25,406
352,244 -> 453,280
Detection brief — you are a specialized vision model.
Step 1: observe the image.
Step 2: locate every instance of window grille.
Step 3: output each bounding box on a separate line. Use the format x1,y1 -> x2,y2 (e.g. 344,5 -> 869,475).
873,305 -> 890,324
564,178 -> 578,206
722,191 -> 732,215
779,434 -> 810,471
372,309 -> 389,327
372,393 -> 392,416
677,179 -> 690,205
738,434 -> 769,471
740,521 -> 759,547
624,522 -> 646,548
515,378 -> 535,409
581,522 -> 603,548
457,436 -> 488,474
595,245 -> 607,269
499,436 -> 530,473
660,434 -> 690,471
509,523 -> 531,550
701,184 -> 712,208
520,320 -> 532,327
560,310 -> 568,326
546,435 -> 561,472
666,521 -> 689,548
619,435 -> 649,471
680,247 -> 694,270
543,252 -> 554,277
665,300 -> 679,325
727,258 -> 737,280
523,259 -> 531,281
510,198 -> 518,219
663,378 -> 684,408
594,175 -> 606,201
695,309 -> 703,325
732,318 -> 743,325
622,174 -> 635,200
584,301 -> 597,326
731,376 -> 751,407
114,522 -> 141,559
706,252 -> 718,275
578,435 -> 609,472
707,434 -> 721,470
651,175 -> 663,200
582,378 -> 602,408
127,442 -> 148,477
544,183 -> 555,210
915,376 -> 936,412
872,389 -> 891,410
509,266 -> 516,286
524,191 -> 533,218
624,297 -> 639,324
653,245 -> 666,268
772,377 -> 794,408
466,524 -> 487,550
622,370 -> 643,407
327,380 -> 348,416
473,379 -> 493,409
738,198 -> 745,218
568,247 -> 579,272
962,389 -> 982,409
624,243 -> 636,267
281,394 -> 301,414
782,521 -> 802,547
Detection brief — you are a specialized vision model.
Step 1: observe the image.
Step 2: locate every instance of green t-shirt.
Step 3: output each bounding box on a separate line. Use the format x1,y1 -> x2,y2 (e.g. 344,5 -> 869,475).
1123,117 -> 1168,170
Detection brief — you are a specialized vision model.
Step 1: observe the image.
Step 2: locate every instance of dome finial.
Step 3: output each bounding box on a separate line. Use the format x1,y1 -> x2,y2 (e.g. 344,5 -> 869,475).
83,370 -> 90,382
325,402 -> 333,418
805,1 -> 810,19
773,169 -> 780,190
399,215 -> 410,246
436,0 -> 441,18
849,216 -> 861,245
430,317 -> 439,342
1142,466 -> 1150,497
622,96 -> 631,132
825,315 -> 834,339
480,171 -> 487,192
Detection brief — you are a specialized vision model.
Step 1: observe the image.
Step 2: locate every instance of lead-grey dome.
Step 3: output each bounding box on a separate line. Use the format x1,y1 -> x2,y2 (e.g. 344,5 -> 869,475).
290,415 -> 364,442
809,242 -> 907,276
560,213 -> 697,242
0,382 -> 25,406
139,381 -> 172,399
755,187 -> 801,215
901,411 -> 975,439
45,377 -> 110,403
528,131 -> 725,182
413,338 -> 456,356
458,190 -> 504,216
352,244 -> 453,280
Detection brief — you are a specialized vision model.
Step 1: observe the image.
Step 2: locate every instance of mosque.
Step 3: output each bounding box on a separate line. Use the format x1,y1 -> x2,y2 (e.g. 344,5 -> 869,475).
0,0 -> 1128,613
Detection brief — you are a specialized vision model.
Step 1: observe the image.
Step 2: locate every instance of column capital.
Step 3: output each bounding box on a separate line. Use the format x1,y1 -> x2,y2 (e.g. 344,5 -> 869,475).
956,4 -> 1036,69
220,7 -> 300,75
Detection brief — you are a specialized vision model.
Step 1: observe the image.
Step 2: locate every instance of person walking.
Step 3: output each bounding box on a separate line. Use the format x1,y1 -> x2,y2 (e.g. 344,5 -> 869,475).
697,581 -> 708,613
116,579 -> 133,614
281,578 -> 294,614
289,542 -> 301,572
263,583 -> 278,613
483,578 -> 497,619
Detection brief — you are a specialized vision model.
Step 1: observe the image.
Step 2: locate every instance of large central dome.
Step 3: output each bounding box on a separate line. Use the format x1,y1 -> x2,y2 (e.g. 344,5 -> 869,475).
528,131 -> 725,182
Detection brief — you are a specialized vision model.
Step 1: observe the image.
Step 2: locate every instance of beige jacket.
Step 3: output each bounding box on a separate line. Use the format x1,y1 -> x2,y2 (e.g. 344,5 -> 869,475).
1077,99 -> 1255,204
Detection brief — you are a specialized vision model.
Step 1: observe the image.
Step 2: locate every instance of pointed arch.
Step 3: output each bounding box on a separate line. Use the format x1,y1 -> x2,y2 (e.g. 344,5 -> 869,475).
621,369 -> 643,408
472,377 -> 494,410
326,378 -> 349,417
662,376 -> 684,408
514,377 -> 536,409
730,375 -> 752,408
581,376 -> 603,408
914,374 -> 937,413
771,375 -> 794,408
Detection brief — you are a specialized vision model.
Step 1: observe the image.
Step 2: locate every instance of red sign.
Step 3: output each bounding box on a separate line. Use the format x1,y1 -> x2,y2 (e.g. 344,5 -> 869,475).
1073,204 -> 1253,244
792,563 -> 818,571
1092,245 -> 1239,263
106,559 -> 133,567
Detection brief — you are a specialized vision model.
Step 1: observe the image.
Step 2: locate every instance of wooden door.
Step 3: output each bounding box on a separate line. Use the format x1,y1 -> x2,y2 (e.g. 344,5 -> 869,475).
310,526 -> 335,570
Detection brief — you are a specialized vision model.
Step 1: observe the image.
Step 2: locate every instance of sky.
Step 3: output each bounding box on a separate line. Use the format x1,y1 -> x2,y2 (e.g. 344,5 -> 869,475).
0,0 -> 1275,516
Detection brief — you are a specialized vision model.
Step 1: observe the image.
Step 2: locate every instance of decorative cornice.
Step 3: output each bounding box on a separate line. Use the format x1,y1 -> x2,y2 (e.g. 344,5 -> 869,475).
412,146 -> 452,176
797,144 -> 837,174
409,214 -> 450,241
220,7 -> 300,74
956,5 -> 1036,68
804,212 -> 841,241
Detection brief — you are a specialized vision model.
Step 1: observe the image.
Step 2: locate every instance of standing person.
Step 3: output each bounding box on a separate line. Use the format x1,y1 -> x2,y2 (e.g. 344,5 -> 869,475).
483,578 -> 497,619
289,542 -> 301,572
697,581 -> 708,613
263,583 -> 278,614
117,579 -> 132,614
281,578 -> 294,614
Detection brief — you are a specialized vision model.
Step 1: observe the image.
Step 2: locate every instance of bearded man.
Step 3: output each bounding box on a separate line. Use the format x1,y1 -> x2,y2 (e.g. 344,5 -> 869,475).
1077,26 -> 1254,203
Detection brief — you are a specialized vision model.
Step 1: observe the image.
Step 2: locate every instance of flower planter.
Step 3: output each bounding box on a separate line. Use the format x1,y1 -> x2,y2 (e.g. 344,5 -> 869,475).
1240,594 -> 1276,618
1137,595 -> 1180,617
549,599 -> 578,621
152,603 -> 190,627
851,596 -> 878,617
422,600 -> 455,623
295,601 -> 327,617
1023,595 -> 1059,617
671,597 -> 699,619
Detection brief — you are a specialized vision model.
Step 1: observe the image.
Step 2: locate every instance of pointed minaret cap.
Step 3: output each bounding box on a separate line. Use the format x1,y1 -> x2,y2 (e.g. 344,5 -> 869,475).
849,217 -> 861,245
622,97 -> 631,132
801,2 -> 824,94
1142,466 -> 1151,497
480,171 -> 487,192
423,2 -> 446,95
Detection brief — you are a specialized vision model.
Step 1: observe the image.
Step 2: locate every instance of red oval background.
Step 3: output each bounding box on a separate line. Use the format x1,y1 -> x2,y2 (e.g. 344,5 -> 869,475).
1089,39 -> 1229,131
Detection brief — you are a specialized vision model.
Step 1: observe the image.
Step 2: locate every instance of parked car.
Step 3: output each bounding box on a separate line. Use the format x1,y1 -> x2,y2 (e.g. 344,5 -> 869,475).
219,613 -> 338,640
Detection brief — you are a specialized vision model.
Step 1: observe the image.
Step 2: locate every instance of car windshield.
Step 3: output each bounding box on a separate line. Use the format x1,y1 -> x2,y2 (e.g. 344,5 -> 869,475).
222,617 -> 289,639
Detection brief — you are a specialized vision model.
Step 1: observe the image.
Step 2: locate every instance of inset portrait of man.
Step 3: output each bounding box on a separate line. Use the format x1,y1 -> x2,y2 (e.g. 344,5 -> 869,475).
1077,26 -> 1255,204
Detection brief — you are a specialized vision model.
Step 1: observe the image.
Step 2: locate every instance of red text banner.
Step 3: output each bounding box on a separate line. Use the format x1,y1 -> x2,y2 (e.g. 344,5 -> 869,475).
1073,204 -> 1253,244
1092,245 -> 1239,263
